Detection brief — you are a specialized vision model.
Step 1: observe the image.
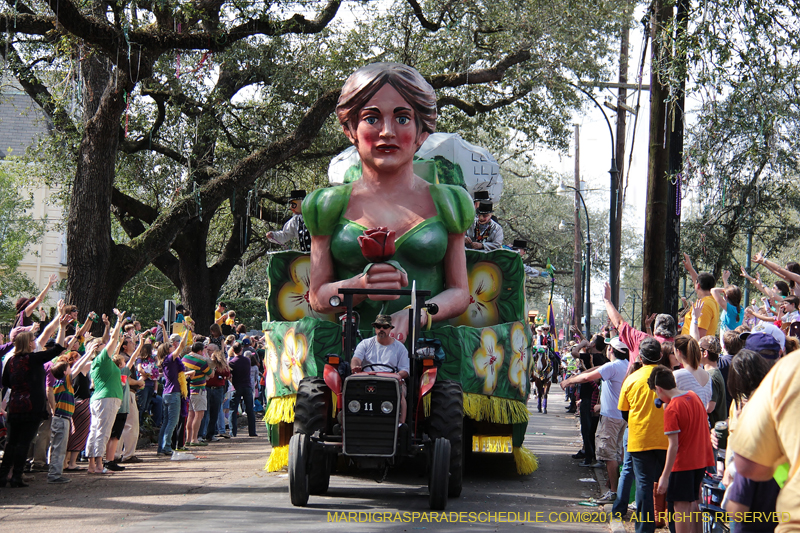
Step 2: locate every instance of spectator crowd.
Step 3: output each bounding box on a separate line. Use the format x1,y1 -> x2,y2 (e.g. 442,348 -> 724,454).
3,249 -> 800,533
554,253 -> 800,533
0,284 -> 267,487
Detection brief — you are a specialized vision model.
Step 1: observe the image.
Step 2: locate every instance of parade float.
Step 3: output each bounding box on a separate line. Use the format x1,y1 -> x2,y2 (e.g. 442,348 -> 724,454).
260,64 -> 538,482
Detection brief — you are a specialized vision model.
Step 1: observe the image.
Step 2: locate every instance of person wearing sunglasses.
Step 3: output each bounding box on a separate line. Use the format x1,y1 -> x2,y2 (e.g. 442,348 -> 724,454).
350,314 -> 410,423
266,189 -> 311,252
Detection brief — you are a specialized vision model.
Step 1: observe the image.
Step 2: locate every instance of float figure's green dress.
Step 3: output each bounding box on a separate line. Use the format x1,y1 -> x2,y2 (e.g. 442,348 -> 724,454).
302,182 -> 474,324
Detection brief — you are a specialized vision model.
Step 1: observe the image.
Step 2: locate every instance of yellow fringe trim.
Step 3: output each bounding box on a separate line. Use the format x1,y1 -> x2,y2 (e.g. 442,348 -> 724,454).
265,444 -> 289,472
463,393 -> 529,424
423,394 -> 431,417
513,447 -> 539,475
264,394 -> 296,425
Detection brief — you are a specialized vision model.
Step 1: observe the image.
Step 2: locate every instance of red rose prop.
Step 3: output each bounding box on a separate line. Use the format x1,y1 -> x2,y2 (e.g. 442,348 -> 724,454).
358,227 -> 396,263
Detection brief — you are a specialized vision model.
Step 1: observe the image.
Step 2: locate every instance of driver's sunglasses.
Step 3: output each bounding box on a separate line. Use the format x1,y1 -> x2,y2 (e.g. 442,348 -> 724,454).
374,325 -> 392,330
288,201 -> 298,209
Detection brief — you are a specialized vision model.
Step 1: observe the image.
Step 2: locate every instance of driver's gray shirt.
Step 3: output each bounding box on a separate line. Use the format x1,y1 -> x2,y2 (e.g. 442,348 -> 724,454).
353,336 -> 410,374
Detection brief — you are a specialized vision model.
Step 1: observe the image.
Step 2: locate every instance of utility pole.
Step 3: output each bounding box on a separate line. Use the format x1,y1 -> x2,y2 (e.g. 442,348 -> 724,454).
664,0 -> 689,319
641,0 -> 673,329
611,9 -> 631,310
744,228 -> 753,306
574,124 -> 583,330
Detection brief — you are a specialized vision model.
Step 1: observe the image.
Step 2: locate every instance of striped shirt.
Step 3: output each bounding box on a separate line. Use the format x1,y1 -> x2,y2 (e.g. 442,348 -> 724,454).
181,352 -> 211,394
53,374 -> 75,418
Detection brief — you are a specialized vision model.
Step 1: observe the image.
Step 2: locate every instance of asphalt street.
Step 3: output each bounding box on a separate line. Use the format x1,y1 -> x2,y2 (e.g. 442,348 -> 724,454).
120,389 -> 610,533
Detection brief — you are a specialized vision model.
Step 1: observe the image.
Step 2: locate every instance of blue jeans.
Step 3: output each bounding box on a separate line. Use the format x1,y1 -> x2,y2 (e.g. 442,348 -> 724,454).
137,384 -> 156,424
204,386 -> 225,440
612,428 -> 634,516
199,410 -> 210,439
217,395 -> 227,435
231,387 -> 256,437
157,392 -> 181,453
150,393 -> 163,427
630,449 -> 667,533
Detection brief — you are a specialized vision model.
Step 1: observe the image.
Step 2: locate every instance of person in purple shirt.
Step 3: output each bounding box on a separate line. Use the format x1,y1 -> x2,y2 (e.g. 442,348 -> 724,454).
228,342 -> 257,437
155,326 -> 190,455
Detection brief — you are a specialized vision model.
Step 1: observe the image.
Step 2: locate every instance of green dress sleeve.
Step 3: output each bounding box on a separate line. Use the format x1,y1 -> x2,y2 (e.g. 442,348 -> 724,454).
303,184 -> 352,236
429,184 -> 474,234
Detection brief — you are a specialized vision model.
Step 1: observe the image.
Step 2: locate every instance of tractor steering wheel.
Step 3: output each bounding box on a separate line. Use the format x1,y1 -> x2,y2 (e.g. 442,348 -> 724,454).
361,363 -> 399,373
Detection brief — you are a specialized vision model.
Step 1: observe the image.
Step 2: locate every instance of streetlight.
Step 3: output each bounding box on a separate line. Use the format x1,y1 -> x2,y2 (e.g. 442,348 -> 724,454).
565,82 -> 620,308
557,182 -> 592,337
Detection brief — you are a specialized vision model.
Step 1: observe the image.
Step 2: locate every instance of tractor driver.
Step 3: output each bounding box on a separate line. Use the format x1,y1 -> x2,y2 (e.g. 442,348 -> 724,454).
351,314 -> 410,424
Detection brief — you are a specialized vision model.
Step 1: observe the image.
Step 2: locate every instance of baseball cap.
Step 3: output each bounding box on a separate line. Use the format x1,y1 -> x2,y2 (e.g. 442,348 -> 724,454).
169,333 -> 181,343
742,331 -> 783,359
242,338 -> 251,346
741,323 -> 785,350
604,337 -> 630,353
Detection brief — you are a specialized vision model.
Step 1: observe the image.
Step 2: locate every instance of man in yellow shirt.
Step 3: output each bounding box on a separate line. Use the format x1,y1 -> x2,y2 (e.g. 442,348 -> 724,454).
618,337 -> 667,533
731,351 -> 800,533
681,253 -> 720,337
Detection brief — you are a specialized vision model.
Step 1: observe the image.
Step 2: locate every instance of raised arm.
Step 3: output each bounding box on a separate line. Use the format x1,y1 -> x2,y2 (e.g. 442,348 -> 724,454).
754,252 -> 800,285
70,349 -> 95,379
690,299 -> 704,341
711,287 -> 727,310
744,307 -> 776,323
602,282 -> 624,330
101,314 -> 111,344
682,253 -> 699,284
55,311 -> 72,347
76,312 -> 97,339
24,273 -> 58,317
37,299 -> 65,345
171,322 -> 192,360
106,309 -> 127,356
128,334 -> 144,369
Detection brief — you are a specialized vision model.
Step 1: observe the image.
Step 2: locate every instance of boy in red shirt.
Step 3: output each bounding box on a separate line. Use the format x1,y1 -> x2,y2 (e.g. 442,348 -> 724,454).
648,365 -> 714,533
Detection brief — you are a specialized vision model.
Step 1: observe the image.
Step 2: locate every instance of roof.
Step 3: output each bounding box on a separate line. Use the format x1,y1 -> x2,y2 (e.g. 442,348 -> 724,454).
0,93 -> 51,158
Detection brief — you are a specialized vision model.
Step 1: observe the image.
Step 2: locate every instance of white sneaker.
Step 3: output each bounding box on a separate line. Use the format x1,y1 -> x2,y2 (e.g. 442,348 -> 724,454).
628,503 -> 637,512
597,490 -> 617,503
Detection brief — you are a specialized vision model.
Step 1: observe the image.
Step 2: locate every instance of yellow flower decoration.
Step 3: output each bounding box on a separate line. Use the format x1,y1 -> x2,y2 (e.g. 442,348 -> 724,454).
279,328 -> 307,391
507,322 -> 529,397
453,262 -> 502,327
473,328 -> 505,395
264,335 -> 279,400
277,256 -> 334,322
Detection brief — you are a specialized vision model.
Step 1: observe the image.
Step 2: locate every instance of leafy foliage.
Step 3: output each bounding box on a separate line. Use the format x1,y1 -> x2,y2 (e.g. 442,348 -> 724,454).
677,0 -> 800,281
0,0 -> 629,327
0,165 -> 44,321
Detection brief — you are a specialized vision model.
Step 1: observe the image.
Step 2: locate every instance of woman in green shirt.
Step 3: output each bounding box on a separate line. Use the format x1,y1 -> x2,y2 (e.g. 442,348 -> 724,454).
85,309 -> 126,475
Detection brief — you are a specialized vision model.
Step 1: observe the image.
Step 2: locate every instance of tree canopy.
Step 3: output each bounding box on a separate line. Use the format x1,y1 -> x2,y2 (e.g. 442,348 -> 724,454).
0,164 -> 45,321
0,0 -> 629,329
678,1 -> 800,282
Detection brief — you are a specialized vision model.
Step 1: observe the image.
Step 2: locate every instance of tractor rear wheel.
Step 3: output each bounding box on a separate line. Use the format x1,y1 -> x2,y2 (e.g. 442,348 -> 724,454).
426,380 -> 464,497
294,377 -> 331,435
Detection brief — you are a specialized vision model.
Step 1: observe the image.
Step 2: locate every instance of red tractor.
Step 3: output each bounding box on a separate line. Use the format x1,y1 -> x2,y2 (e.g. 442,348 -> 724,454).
288,288 -> 464,510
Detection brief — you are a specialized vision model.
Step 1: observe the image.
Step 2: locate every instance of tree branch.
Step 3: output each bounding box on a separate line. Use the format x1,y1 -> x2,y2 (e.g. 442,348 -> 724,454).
0,35 -> 75,133
0,13 -> 57,36
437,87 -> 532,116
112,188 -> 159,225
404,0 -> 454,32
121,88 -> 341,274
117,95 -> 167,153
125,0 -> 341,51
429,48 -> 531,88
